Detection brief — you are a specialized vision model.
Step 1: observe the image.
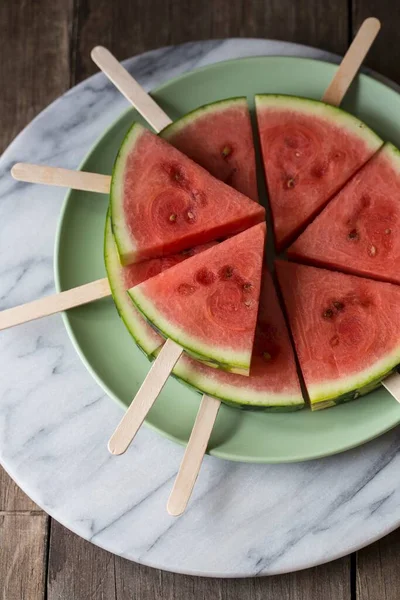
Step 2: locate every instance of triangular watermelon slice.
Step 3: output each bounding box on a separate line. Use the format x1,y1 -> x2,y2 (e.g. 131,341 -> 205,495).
288,143 -> 400,284
255,94 -> 382,251
128,223 -> 266,375
172,270 -> 304,409
104,215 -> 215,356
276,260 -> 400,410
111,123 -> 265,265
161,98 -> 258,202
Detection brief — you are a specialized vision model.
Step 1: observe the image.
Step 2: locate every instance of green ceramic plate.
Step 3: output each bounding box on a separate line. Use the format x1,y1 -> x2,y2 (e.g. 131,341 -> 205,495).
55,56 -> 400,463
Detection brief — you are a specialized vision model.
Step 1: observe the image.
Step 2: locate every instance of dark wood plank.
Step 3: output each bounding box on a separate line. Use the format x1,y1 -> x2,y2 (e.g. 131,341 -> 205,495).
0,513 -> 48,600
353,0 -> 400,83
357,528 -> 400,600
0,467 -> 40,512
47,519 -> 351,600
72,0 -> 348,84
0,0 -> 74,153
47,520 -> 116,600
117,544 -> 351,600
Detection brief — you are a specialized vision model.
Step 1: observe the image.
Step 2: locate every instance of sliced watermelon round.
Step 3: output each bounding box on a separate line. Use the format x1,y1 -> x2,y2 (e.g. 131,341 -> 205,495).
111,123 -> 264,266
104,215 -> 215,356
288,143 -> 400,285
172,270 -> 304,410
276,260 -> 400,410
128,223 -> 266,375
255,94 -> 382,251
161,98 -> 258,202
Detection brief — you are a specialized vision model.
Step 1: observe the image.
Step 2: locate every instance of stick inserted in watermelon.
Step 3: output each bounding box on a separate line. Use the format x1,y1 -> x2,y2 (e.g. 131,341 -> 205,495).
128,222 -> 266,376
111,123 -> 264,266
288,143 -> 400,285
256,94 -> 383,251
276,260 -> 400,411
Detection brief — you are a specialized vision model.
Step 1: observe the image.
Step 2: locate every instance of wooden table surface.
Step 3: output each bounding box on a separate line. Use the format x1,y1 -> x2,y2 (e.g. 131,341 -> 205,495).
1,1 -> 400,598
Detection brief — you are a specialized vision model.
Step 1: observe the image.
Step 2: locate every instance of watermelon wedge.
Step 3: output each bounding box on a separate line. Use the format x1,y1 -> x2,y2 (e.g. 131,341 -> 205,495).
161,98 -> 258,202
111,123 -> 265,265
255,94 -> 382,250
276,260 -> 400,410
104,215 -> 214,356
128,223 -> 266,375
288,143 -> 400,285
172,270 -> 304,410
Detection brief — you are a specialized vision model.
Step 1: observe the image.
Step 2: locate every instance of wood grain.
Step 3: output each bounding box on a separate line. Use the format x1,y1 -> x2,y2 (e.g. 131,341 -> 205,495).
357,528 -> 400,600
0,513 -> 48,600
353,0 -> 400,82
0,0 -> 73,153
114,555 -> 351,599
0,468 -> 39,512
47,520 -> 116,599
71,0 -> 348,84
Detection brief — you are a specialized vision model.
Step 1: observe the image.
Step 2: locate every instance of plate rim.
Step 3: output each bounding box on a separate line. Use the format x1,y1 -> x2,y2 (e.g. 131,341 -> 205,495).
54,54 -> 400,464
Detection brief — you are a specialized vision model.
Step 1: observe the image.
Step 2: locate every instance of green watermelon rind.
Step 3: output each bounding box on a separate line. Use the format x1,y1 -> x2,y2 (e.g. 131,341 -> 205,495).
104,212 -> 163,357
160,97 -> 248,140
110,122 -> 146,266
309,351 -> 400,410
128,286 -> 251,375
171,359 -> 305,410
255,94 -> 383,152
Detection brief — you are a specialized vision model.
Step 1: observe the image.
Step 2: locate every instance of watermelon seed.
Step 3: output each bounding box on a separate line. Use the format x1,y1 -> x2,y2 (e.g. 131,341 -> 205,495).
348,229 -> 359,240
195,268 -> 216,286
286,177 -> 296,189
330,335 -> 340,347
333,301 -> 344,311
323,308 -> 334,319
263,352 -> 272,362
220,265 -> 234,279
244,299 -> 253,308
243,282 -> 253,292
221,145 -> 232,158
177,283 -> 196,296
385,228 -> 391,235
295,151 -> 301,157
186,210 -> 196,223
169,213 -> 177,222
369,245 -> 377,257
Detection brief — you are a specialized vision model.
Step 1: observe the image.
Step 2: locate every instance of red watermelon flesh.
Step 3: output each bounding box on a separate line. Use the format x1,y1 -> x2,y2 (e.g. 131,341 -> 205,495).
172,270 -> 304,409
288,143 -> 400,285
255,95 -> 382,251
128,223 -> 266,375
162,98 -> 258,202
111,123 -> 265,266
104,214 -> 214,357
276,260 -> 400,410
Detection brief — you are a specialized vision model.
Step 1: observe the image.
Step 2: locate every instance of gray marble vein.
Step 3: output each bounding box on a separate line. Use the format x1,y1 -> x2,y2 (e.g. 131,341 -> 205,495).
0,39 -> 400,577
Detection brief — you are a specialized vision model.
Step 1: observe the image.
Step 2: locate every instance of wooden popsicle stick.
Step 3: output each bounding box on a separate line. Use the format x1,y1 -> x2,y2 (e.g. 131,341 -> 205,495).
11,163 -> 111,193
91,46 -> 172,133
167,395 -> 221,516
381,373 -> 400,404
108,338 -> 183,455
0,278 -> 110,331
322,17 -> 381,106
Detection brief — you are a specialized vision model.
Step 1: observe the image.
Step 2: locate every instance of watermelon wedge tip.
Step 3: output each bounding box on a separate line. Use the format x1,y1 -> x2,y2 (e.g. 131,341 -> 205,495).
255,94 -> 382,250
161,97 -> 258,202
128,223 -> 266,375
276,260 -> 400,410
288,142 -> 400,285
111,122 -> 264,266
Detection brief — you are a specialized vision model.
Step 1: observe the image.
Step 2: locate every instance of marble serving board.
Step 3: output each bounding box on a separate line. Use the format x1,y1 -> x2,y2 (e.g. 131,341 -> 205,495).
0,39 -> 400,577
